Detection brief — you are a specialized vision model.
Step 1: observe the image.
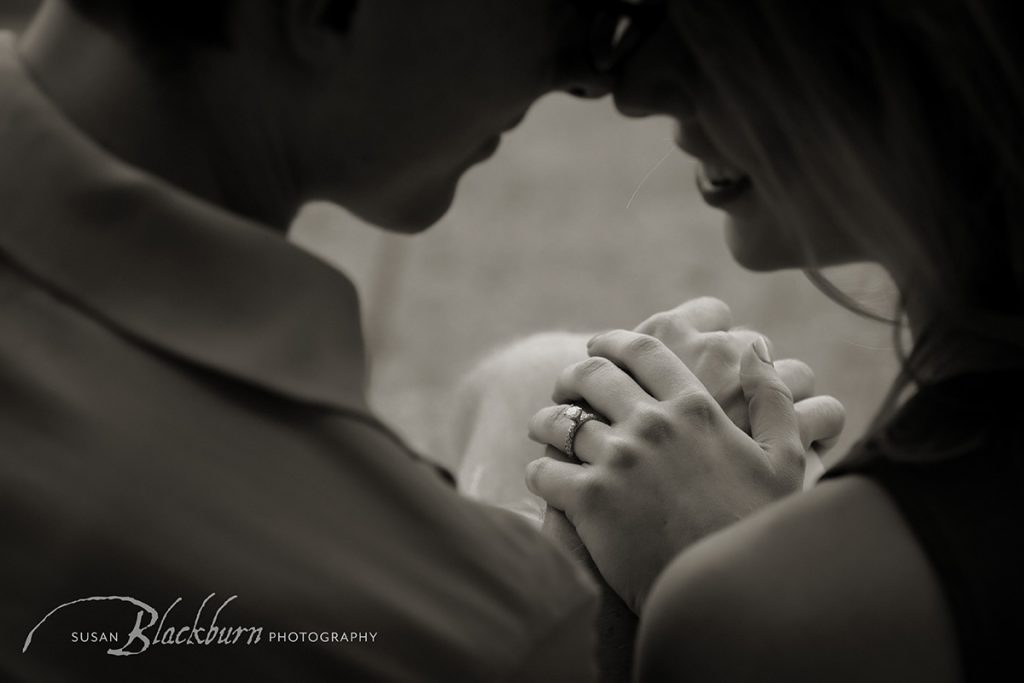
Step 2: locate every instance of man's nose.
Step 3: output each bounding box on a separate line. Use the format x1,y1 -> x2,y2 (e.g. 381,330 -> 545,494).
611,22 -> 694,118
552,3 -> 614,99
564,73 -> 613,99
554,44 -> 614,99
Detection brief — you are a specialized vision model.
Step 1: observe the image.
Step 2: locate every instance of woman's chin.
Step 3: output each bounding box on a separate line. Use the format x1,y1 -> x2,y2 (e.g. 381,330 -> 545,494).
724,216 -> 804,272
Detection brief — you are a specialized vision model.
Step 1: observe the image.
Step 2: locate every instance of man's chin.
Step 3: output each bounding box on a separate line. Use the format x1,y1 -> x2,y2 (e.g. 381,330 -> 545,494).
353,185 -> 458,234
370,213 -> 442,235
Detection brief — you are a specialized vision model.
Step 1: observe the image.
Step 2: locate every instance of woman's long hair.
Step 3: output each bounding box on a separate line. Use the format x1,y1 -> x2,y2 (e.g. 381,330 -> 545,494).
670,0 -> 1024,442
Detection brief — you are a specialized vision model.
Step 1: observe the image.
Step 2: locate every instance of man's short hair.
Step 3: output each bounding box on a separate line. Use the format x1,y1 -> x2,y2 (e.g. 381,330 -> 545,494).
67,0 -> 234,47
67,0 -> 354,49
68,0 -> 234,46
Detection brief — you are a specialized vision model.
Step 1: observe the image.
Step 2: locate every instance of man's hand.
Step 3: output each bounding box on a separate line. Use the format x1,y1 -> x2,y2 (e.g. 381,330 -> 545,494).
635,297 -> 845,467
541,503 -> 637,683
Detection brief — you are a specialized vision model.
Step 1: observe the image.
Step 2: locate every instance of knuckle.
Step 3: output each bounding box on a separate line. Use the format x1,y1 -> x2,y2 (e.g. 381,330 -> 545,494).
692,296 -> 733,323
694,296 -> 730,313
544,408 -> 564,432
577,474 -> 609,511
700,331 -> 740,365
708,296 -> 731,314
604,434 -> 640,463
701,330 -> 731,347
727,329 -> 763,350
636,311 -> 674,338
574,356 -> 613,381
625,333 -> 664,357
723,396 -> 752,431
607,446 -> 640,471
760,379 -> 795,406
630,405 -> 674,445
672,392 -> 718,428
525,458 -> 548,488
595,328 -> 628,346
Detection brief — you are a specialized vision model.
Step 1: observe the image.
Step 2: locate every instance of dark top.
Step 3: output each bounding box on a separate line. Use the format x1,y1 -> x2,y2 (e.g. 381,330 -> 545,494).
827,371 -> 1024,681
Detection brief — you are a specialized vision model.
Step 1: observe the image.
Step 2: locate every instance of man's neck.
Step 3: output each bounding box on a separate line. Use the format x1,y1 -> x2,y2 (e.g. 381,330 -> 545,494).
17,0 -> 298,230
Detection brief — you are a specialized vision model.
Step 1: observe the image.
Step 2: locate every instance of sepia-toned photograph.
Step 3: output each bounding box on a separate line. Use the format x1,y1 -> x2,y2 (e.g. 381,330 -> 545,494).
1,0 -> 1019,680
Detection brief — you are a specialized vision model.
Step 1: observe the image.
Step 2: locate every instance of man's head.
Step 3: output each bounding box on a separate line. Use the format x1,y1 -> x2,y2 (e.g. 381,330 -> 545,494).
49,0 -> 607,230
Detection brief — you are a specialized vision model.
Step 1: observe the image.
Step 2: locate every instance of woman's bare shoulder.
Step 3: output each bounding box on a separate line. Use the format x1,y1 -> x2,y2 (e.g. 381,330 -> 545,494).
636,476 -> 960,683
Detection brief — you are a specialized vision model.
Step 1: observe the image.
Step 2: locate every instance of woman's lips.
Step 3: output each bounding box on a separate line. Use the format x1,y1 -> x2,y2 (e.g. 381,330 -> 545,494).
676,123 -> 754,208
695,161 -> 753,208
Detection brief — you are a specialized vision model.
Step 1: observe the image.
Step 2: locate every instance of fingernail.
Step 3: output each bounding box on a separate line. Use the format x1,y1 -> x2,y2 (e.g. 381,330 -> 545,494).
753,337 -> 773,366
587,333 -> 604,349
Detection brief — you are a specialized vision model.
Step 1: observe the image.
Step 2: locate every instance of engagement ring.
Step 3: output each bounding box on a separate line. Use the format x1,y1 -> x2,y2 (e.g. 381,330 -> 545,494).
561,403 -> 606,458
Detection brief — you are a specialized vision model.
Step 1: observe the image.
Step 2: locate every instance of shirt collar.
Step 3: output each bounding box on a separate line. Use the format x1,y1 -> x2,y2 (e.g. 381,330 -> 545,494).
0,33 -> 369,413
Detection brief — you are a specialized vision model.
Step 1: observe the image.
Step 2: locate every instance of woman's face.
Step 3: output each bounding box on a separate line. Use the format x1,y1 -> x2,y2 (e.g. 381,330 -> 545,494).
612,8 -> 866,271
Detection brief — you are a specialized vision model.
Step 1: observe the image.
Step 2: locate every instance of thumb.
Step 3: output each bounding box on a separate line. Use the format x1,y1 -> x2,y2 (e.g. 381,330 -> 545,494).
740,337 -> 803,473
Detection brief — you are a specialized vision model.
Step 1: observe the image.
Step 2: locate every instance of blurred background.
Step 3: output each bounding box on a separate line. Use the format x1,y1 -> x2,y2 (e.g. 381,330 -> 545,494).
3,3 -> 899,468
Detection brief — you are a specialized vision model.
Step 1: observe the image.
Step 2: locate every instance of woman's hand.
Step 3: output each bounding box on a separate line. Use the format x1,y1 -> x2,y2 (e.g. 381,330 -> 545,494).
526,330 -> 808,614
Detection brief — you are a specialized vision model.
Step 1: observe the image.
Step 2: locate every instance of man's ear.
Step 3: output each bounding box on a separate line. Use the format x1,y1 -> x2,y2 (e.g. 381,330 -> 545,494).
281,0 -> 358,66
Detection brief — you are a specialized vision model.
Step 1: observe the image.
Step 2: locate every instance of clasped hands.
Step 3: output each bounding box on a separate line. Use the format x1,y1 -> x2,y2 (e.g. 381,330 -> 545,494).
526,297 -> 845,614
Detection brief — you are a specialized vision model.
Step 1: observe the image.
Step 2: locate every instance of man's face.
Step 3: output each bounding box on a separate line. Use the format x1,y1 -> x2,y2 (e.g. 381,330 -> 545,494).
298,0 -> 597,231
